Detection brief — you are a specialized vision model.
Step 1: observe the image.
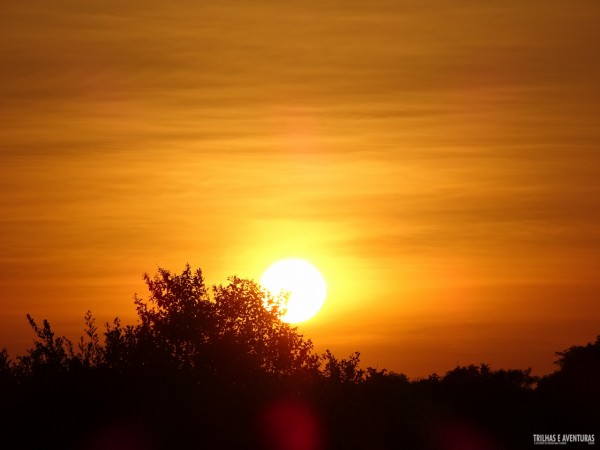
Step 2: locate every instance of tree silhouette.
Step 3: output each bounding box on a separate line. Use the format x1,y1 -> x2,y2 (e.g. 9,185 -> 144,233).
553,335 -> 600,386
0,264 -> 598,450
127,265 -> 320,380
537,335 -> 600,430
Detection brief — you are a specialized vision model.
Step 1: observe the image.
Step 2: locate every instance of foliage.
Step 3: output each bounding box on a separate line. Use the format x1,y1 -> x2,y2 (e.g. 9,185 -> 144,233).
322,349 -> 364,384
77,310 -> 102,368
5,264 -> 320,382
16,315 -> 74,376
554,334 -> 600,374
128,265 -> 320,378
442,363 -> 537,390
0,348 -> 10,372
0,264 -> 597,450
538,334 -> 600,406
0,347 -> 11,384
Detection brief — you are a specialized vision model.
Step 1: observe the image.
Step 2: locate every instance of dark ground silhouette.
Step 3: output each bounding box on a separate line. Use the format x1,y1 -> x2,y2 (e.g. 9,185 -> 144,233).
0,265 -> 598,449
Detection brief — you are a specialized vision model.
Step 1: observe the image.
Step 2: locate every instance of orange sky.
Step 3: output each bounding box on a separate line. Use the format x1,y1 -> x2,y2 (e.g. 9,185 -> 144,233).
1,1 -> 600,377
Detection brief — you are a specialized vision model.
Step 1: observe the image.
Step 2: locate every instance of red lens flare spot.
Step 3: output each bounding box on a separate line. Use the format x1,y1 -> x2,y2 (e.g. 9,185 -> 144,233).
259,400 -> 323,450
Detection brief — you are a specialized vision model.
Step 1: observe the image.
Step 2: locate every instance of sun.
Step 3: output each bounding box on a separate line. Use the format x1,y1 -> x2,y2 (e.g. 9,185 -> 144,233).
261,259 -> 327,323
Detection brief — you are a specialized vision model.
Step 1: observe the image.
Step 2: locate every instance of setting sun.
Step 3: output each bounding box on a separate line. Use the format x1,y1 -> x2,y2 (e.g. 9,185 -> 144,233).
261,259 -> 327,324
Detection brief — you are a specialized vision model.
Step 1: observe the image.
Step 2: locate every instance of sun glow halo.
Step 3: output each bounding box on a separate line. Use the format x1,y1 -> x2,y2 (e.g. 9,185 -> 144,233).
261,259 -> 327,323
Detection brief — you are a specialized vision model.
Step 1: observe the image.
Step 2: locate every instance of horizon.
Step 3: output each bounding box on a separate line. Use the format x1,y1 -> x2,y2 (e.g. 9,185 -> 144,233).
2,263 -> 596,379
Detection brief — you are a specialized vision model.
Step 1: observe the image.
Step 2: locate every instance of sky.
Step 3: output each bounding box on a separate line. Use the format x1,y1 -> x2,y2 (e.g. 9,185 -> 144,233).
1,0 -> 599,377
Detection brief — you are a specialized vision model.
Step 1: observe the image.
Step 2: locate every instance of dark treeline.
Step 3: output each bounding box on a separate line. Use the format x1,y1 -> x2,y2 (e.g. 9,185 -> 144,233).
1,265 -> 598,449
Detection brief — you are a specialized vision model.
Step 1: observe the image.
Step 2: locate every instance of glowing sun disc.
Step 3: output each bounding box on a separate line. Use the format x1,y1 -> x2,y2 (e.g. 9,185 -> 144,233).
261,259 -> 327,323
